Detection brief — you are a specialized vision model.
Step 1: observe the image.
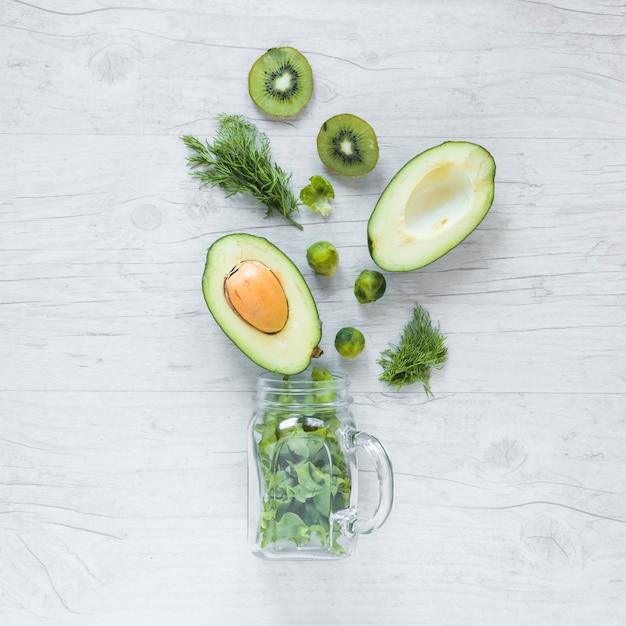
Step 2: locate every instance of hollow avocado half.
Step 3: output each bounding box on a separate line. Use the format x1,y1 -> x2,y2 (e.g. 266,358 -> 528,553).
367,141 -> 496,272
202,233 -> 322,375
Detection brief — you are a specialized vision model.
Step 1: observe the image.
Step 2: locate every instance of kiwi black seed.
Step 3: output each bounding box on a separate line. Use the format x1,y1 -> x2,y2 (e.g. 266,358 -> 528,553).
248,47 -> 313,118
316,113 -> 379,177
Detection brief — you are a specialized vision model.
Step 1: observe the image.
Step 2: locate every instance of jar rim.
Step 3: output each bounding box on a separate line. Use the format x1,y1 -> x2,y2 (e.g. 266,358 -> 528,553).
257,370 -> 349,391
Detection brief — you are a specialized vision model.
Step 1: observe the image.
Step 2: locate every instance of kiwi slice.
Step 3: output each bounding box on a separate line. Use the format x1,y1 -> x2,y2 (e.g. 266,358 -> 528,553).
316,113 -> 379,177
248,47 -> 313,118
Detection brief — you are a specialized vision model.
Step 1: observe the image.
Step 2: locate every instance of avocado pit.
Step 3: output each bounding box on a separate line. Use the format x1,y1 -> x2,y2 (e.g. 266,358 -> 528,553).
224,260 -> 288,334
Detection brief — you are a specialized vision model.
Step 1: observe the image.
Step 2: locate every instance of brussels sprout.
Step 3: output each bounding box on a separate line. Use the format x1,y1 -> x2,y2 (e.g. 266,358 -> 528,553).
354,269 -> 386,303
311,366 -> 333,381
306,241 -> 339,276
311,366 -> 335,402
334,327 -> 365,359
299,175 -> 335,216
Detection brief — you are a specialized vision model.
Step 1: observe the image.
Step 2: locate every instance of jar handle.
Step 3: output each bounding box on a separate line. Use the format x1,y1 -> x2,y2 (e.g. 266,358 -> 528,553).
349,430 -> 394,534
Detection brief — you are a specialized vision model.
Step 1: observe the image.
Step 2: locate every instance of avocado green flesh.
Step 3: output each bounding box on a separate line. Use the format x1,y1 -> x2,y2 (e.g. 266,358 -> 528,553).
368,142 -> 496,272
202,233 -> 322,375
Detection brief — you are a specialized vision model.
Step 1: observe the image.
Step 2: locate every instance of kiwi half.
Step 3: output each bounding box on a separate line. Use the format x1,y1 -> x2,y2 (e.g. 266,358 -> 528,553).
316,113 -> 379,177
248,47 -> 313,118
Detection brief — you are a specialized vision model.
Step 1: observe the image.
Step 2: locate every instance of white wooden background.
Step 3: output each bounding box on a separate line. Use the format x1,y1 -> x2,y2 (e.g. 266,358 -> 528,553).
1,0 -> 625,624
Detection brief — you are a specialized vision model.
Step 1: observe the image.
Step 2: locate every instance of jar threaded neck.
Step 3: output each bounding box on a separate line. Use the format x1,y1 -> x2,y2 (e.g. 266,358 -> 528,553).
256,371 -> 352,409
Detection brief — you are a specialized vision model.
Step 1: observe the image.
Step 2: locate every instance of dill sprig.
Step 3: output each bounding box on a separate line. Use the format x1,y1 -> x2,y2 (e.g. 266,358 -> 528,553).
181,114 -> 302,229
378,303 -> 448,396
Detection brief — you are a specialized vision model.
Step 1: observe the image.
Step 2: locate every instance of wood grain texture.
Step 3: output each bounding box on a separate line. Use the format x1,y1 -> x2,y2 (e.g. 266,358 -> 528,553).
1,0 -> 625,624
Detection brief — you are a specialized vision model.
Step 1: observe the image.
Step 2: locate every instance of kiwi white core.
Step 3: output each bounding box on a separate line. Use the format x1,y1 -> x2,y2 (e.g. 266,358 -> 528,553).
274,71 -> 294,94
340,139 -> 354,157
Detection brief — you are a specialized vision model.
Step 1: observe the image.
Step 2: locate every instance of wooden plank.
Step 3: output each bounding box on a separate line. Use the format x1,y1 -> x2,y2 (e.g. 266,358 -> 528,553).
1,0 -> 625,624
2,1 -> 625,138
1,390 -> 624,624
1,135 -> 624,394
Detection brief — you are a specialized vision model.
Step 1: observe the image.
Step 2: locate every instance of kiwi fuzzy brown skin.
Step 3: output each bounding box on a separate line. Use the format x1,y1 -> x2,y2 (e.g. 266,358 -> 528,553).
316,113 -> 379,177
248,47 -> 313,118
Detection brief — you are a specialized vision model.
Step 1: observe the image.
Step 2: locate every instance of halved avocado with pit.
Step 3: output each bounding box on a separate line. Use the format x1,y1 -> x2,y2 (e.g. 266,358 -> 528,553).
368,142 -> 496,271
202,233 -> 322,375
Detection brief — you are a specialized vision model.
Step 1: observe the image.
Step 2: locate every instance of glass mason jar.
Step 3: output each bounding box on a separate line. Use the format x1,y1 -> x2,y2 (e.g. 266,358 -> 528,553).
248,371 -> 394,560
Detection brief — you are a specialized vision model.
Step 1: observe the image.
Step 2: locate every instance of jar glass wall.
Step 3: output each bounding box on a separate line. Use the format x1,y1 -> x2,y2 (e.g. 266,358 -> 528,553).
248,370 -> 393,560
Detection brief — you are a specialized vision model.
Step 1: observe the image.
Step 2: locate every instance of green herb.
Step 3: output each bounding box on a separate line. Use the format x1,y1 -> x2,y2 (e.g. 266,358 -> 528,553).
182,114 -> 302,229
299,175 -> 335,216
255,370 -> 350,553
378,303 -> 448,396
